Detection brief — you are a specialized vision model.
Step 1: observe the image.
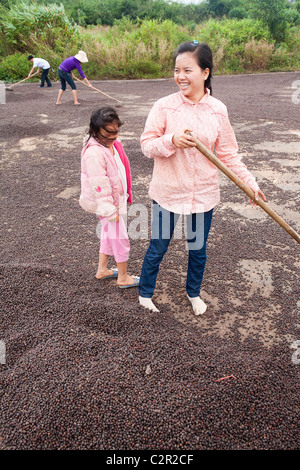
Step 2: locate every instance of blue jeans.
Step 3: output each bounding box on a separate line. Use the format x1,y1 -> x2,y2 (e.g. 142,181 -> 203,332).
58,68 -> 76,90
139,201 -> 213,298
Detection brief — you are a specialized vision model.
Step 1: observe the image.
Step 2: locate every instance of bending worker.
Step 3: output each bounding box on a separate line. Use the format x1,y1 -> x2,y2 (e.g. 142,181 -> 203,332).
27,55 -> 52,88
56,50 -> 93,105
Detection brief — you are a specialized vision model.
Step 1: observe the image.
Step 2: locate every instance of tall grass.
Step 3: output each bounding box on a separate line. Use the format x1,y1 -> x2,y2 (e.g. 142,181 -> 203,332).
0,12 -> 299,82
194,17 -> 274,72
72,17 -> 300,78
1,1 -> 78,53
195,18 -> 299,73
78,18 -> 190,78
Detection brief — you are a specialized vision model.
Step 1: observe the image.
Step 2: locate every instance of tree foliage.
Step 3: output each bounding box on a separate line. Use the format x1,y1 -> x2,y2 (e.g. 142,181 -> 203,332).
2,0 -> 299,34
0,0 -> 78,52
251,0 -> 292,42
0,0 -> 299,81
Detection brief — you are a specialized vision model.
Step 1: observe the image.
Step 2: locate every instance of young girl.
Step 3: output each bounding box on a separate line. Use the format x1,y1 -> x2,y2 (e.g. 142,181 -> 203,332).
80,107 -> 139,288
138,41 -> 266,314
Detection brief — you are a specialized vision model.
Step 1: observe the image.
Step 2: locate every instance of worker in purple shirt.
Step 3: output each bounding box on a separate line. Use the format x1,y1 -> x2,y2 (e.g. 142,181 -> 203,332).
56,50 -> 93,105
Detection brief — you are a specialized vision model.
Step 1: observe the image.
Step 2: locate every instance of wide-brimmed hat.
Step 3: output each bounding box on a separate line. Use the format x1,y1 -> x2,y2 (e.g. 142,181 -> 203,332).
75,51 -> 88,63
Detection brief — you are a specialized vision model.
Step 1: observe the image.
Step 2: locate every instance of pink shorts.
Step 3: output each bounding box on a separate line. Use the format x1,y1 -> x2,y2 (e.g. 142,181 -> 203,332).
99,216 -> 130,263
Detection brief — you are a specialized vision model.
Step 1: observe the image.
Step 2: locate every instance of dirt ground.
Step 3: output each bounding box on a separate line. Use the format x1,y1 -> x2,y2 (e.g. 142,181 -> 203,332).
0,72 -> 299,451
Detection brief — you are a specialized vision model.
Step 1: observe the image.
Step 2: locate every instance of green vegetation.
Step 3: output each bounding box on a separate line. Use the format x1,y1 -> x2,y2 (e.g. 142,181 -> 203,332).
0,0 -> 299,82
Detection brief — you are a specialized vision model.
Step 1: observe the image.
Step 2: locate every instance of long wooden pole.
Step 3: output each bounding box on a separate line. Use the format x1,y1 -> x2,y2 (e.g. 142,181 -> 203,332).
6,71 -> 40,90
73,76 -> 123,103
186,131 -> 300,244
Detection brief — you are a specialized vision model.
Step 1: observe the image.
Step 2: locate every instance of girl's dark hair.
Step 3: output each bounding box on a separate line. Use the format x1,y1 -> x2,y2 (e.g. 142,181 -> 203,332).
174,41 -> 213,95
88,106 -> 123,142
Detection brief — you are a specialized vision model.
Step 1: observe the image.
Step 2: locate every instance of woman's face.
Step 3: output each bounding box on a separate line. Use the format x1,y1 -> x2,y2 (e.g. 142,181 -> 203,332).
97,120 -> 119,147
174,52 -> 209,103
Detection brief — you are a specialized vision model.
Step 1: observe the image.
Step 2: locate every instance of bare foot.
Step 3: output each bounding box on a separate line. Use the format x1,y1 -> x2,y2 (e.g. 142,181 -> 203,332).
95,268 -> 115,280
55,102 -> 61,105
117,274 -> 137,287
74,102 -> 81,105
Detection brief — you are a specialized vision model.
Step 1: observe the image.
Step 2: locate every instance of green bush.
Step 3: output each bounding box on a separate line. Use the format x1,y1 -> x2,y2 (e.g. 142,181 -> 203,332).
196,18 -> 272,48
269,40 -> 300,71
0,14 -> 299,81
195,18 -> 273,73
0,0 -> 79,53
250,0 -> 291,43
126,59 -> 162,78
78,18 -> 190,78
228,7 -> 248,19
0,52 -> 30,81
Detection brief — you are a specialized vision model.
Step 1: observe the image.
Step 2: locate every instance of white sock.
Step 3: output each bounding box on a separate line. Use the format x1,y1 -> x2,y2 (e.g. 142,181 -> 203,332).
187,295 -> 207,315
139,296 -> 159,312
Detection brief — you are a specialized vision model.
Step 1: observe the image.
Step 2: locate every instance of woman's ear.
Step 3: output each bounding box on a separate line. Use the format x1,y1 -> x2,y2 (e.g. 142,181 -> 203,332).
204,68 -> 210,80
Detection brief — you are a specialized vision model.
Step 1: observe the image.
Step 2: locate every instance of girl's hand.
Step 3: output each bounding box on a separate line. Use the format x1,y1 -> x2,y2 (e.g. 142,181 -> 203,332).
172,130 -> 197,149
249,188 -> 267,206
108,213 -> 119,222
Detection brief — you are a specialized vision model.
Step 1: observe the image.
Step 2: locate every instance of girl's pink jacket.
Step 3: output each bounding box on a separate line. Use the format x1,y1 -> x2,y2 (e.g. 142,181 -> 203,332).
79,136 -> 132,217
141,90 -> 260,215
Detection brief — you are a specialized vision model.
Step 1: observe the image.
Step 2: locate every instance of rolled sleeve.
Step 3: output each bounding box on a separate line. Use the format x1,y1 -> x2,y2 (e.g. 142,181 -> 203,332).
215,108 -> 259,192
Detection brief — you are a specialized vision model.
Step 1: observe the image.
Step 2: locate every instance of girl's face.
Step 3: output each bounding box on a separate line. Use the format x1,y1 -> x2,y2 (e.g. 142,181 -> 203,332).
174,52 -> 209,103
97,120 -> 119,148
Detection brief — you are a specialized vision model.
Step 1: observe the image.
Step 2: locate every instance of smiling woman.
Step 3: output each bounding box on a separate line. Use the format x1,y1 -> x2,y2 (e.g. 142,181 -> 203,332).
174,41 -> 212,104
174,54 -> 209,103
137,40 -> 266,315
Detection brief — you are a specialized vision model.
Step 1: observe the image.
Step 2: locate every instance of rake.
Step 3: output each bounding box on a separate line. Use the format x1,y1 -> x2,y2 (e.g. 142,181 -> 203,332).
186,131 -> 300,244
74,76 -> 123,104
6,71 -> 40,91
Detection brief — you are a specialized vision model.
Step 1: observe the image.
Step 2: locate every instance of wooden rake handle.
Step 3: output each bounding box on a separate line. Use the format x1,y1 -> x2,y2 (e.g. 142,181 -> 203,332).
73,76 -> 122,103
7,70 -> 40,88
186,131 -> 300,244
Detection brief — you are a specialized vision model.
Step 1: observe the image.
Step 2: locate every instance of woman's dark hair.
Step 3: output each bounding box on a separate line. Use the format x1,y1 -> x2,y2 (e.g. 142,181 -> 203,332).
27,55 -> 34,60
88,106 -> 124,142
174,41 -> 213,95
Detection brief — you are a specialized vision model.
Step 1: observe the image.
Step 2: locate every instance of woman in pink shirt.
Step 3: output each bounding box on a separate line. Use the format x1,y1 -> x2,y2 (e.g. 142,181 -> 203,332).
138,41 -> 266,314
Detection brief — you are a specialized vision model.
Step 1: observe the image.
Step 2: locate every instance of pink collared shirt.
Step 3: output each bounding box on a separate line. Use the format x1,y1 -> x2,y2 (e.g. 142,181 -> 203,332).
140,90 -> 259,214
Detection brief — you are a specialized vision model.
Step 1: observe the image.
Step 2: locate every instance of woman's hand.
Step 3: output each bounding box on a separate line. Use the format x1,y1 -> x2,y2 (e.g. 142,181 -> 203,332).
172,130 -> 197,149
83,77 -> 93,89
249,188 -> 267,206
